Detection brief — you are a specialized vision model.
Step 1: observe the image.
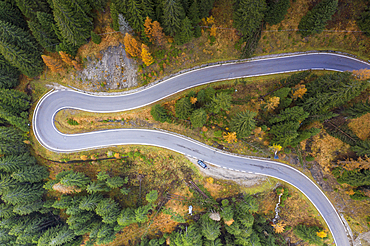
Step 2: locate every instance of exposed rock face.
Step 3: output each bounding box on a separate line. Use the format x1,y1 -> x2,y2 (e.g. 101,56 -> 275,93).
209,212 -> 221,221
75,44 -> 137,91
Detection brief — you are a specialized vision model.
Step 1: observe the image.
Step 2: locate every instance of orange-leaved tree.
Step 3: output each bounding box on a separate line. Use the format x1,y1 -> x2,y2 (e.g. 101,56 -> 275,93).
223,132 -> 237,143
352,69 -> 370,80
41,55 -> 65,74
152,21 -> 166,46
72,60 -> 82,71
59,51 -> 74,66
144,16 -> 154,43
124,33 -> 141,58
265,96 -> 280,111
141,43 -> 154,66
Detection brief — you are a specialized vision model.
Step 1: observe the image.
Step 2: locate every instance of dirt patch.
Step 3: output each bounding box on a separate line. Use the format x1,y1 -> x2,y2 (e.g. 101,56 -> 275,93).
72,44 -> 137,91
186,157 -> 266,188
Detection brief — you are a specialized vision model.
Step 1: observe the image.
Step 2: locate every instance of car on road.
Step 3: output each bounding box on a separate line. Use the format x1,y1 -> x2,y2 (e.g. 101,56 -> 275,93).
197,159 -> 207,169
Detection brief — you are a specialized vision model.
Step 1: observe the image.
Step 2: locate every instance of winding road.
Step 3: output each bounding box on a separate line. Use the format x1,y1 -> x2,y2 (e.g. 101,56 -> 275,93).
33,53 -> 370,246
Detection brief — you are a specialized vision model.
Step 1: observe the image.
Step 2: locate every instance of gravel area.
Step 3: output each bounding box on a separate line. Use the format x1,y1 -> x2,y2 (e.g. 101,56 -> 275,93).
354,231 -> 370,246
72,44 -> 137,91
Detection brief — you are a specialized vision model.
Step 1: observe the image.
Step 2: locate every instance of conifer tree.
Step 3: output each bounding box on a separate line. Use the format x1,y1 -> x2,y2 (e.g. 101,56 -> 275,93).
0,138 -> 28,155
79,193 -> 103,211
175,97 -> 193,119
42,55 -> 65,74
141,44 -> 154,66
106,176 -> 125,189
190,108 -> 207,128
110,2 -> 120,31
59,171 -> 90,189
0,1 -> 27,30
95,198 -> 120,224
175,17 -> 193,44
198,0 -> 215,19
0,106 -> 29,132
89,0 -> 108,11
0,20 -> 43,78
0,126 -> 24,143
0,153 -> 34,173
264,0 -> 290,26
91,31 -> 102,44
233,0 -> 266,38
126,0 -> 144,32
52,195 -> 73,209
210,92 -> 232,114
298,0 -> 338,37
52,0 -> 93,46
188,0 -> 200,25
200,214 -> 221,241
2,183 -> 45,205
12,201 -> 44,215
124,33 -> 141,57
14,0 -> 50,20
141,0 -> 155,20
11,165 -> 49,183
230,110 -> 257,138
0,203 -> 14,219
117,207 -> 136,226
28,12 -> 60,52
86,180 -> 111,193
151,104 -> 169,122
0,55 -> 20,89
0,89 -> 30,113
162,0 -> 185,36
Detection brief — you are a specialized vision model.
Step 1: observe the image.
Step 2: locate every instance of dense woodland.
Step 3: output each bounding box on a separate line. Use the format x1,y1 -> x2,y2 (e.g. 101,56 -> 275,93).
0,0 -> 369,245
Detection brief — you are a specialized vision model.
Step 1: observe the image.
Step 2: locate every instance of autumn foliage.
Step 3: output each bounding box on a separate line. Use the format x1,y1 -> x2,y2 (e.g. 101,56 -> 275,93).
272,221 -> 286,233
124,33 -> 141,58
292,84 -> 307,100
141,43 -> 154,66
265,96 -> 280,111
190,97 -> 197,104
59,51 -> 74,66
41,55 -> 65,73
72,60 -> 82,71
352,69 -> 370,80
144,17 -> 166,47
223,132 -> 237,143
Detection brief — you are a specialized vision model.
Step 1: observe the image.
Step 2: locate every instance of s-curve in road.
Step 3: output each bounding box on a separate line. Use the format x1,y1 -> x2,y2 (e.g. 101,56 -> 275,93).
34,53 -> 370,246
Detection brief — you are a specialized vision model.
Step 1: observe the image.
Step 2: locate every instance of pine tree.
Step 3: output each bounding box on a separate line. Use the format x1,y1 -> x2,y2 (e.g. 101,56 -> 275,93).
190,108 -> 207,128
140,0 -> 155,20
0,89 -> 31,113
117,207 -> 136,226
0,203 -> 14,219
234,0 -> 266,36
52,0 -> 93,46
79,193 -> 103,211
67,211 -> 98,235
28,12 -> 60,52
146,190 -> 158,203
106,176 -> 125,189
175,97 -> 193,119
95,198 -> 120,224
269,121 -> 300,147
96,171 -> 110,181
171,224 -> 202,245
11,165 -> 49,183
59,171 -> 90,189
269,106 -> 309,124
294,225 -> 322,245
43,224 -> 77,246
264,0 -> 290,26
12,201 -> 44,215
0,54 -> 20,89
126,0 -> 144,32
134,204 -> 151,223
141,44 -> 154,66
52,195 -> 73,209
230,110 -> 257,138
210,92 -> 232,114
0,138 -> 28,155
110,2 -> 120,31
151,104 -> 169,122
200,214 -> 221,241
0,126 -> 24,143
86,180 -> 111,193
89,0 -> 108,11
298,0 -> 338,37
0,1 -> 27,30
343,100 -> 370,118
352,140 -> 370,157
2,183 -> 45,205
14,0 -> 50,20
0,20 -> 43,78
124,33 -> 141,58
162,0 -> 185,36
175,17 -> 193,44
188,0 -> 200,25
91,31 -> 102,44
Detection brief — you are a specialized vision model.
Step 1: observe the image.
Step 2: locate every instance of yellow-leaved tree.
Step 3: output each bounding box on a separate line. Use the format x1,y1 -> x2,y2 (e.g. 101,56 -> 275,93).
124,33 -> 141,58
141,43 -> 154,66
292,84 -> 307,100
272,221 -> 286,233
265,96 -> 280,111
316,230 -> 328,238
152,21 -> 166,46
190,97 -> 197,104
223,132 -> 237,143
144,16 -> 154,42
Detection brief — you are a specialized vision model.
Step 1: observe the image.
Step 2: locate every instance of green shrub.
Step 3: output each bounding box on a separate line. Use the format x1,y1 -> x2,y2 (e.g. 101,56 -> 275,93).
305,156 -> 315,161
91,31 -> 102,44
284,148 -> 291,154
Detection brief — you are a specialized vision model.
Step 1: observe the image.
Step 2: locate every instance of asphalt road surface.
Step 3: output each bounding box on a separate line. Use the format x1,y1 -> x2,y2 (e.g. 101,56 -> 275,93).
34,53 -> 370,246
